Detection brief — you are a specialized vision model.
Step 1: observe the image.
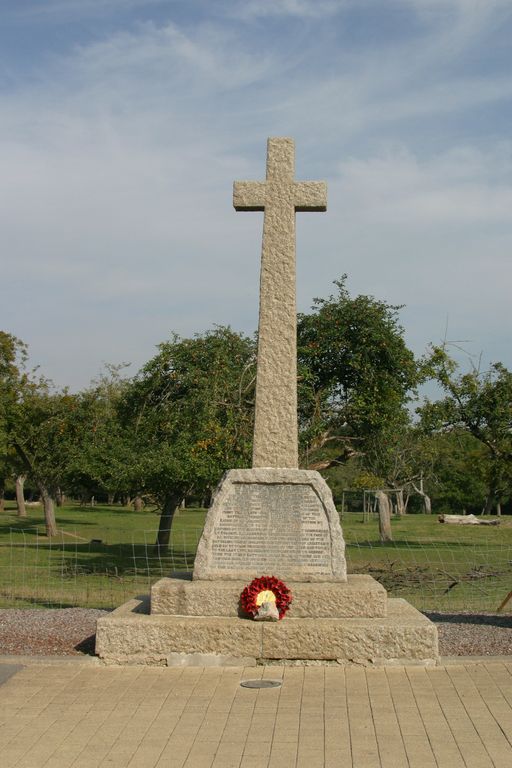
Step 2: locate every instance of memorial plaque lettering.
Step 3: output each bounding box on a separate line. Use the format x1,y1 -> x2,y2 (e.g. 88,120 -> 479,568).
211,484 -> 330,573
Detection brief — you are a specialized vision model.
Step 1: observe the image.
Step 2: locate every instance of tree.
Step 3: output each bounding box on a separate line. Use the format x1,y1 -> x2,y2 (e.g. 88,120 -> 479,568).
66,364 -> 132,504
363,423 -> 437,514
121,327 -> 256,552
420,347 -> 512,514
426,430 -> 490,514
10,380 -> 80,536
0,332 -> 29,512
297,277 -> 419,468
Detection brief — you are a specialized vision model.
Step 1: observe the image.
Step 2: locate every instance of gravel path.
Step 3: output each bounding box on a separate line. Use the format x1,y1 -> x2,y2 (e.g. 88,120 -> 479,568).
0,608 -> 510,658
425,611 -> 512,657
0,609 -> 109,656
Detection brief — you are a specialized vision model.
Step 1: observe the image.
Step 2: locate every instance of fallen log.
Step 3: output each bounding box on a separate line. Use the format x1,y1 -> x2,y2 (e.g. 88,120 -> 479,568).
438,514 -> 500,526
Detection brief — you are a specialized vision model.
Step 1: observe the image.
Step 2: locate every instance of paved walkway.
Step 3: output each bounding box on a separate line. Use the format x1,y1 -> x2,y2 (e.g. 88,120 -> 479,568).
0,661 -> 512,768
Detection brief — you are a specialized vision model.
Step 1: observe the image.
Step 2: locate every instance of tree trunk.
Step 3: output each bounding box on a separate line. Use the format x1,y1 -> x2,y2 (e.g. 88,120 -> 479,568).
496,502 -> 502,516
16,475 -> 26,517
376,491 -> 393,542
154,495 -> 181,555
483,495 -> 494,515
107,493 -> 115,505
55,488 -> 65,507
395,489 -> 405,516
363,491 -> 370,523
413,475 -> 432,514
133,495 -> 143,512
39,485 -> 58,537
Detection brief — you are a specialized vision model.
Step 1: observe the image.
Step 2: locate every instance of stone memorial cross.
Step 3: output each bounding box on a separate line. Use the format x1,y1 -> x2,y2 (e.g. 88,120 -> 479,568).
234,137 -> 327,468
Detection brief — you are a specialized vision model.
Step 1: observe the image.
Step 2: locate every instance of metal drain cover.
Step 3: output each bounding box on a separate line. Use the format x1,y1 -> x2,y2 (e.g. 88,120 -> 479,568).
240,679 -> 282,689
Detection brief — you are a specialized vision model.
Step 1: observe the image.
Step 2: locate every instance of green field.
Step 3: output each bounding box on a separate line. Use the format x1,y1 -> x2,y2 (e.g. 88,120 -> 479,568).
0,502 -> 511,612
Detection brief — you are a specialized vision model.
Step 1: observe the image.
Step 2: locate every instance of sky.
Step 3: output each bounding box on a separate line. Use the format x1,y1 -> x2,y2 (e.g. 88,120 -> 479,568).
1,0 -> 511,391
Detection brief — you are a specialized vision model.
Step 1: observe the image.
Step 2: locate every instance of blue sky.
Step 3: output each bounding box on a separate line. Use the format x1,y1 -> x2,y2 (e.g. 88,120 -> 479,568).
1,0 -> 512,390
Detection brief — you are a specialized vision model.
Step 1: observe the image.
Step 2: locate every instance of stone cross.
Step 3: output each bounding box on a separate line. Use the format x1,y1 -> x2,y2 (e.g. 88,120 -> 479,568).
234,137 -> 327,468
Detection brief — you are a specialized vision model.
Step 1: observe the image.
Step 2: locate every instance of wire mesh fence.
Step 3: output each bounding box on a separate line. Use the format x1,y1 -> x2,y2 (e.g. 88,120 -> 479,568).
0,521 -> 510,613
346,535 -> 512,613
0,524 -> 205,610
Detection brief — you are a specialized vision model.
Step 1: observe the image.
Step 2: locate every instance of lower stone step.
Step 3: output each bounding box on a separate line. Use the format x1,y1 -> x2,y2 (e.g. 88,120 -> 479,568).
151,573 -> 387,618
95,596 -> 438,666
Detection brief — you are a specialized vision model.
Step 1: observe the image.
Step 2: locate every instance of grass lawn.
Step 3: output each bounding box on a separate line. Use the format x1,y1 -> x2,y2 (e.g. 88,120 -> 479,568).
0,501 -> 511,612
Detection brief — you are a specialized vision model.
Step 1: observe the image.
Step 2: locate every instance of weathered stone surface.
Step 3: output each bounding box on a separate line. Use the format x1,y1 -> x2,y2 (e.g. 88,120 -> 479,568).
234,137 -> 327,468
151,574 -> 385,618
167,652 -> 257,667
95,597 -> 261,664
262,599 -> 439,663
193,468 -> 346,582
96,596 -> 438,665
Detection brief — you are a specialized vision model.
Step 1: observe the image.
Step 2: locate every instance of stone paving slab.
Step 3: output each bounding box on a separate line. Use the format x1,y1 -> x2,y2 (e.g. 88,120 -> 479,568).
0,660 -> 511,767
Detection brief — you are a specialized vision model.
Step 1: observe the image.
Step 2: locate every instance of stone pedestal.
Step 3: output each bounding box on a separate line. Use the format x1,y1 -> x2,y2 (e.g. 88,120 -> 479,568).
95,469 -> 439,666
95,590 -> 438,666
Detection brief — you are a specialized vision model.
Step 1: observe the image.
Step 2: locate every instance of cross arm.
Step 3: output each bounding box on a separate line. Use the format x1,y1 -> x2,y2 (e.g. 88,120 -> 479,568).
233,181 -> 266,211
293,181 -> 327,212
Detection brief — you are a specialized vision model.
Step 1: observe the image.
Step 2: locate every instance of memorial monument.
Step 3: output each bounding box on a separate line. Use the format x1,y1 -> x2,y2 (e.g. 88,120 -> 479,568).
96,138 -> 439,666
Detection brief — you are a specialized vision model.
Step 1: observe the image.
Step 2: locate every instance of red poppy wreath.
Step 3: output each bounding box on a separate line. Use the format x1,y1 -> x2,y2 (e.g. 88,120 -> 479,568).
240,575 -> 292,620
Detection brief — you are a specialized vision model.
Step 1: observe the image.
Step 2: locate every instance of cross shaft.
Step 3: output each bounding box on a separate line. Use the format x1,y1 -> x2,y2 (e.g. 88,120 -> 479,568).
234,137 -> 327,468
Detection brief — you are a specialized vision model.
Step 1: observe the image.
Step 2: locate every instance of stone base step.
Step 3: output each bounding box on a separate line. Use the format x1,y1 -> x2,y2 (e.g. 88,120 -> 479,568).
95,596 -> 438,666
151,573 -> 387,618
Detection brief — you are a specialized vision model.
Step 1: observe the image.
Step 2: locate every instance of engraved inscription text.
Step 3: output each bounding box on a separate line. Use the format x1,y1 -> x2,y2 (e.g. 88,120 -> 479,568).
210,483 -> 332,575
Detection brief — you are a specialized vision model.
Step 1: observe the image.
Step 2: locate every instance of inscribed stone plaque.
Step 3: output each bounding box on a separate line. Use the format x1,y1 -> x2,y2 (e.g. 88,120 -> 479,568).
193,469 -> 346,582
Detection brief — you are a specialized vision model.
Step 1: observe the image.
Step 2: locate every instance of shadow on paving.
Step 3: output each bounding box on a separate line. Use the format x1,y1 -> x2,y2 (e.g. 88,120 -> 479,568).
0,665 -> 24,685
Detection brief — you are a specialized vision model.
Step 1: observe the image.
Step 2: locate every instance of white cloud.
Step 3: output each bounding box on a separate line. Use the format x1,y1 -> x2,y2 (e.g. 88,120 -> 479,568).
231,0 -> 511,23
230,0 -> 347,19
67,21 -> 277,95
335,145 -> 512,241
